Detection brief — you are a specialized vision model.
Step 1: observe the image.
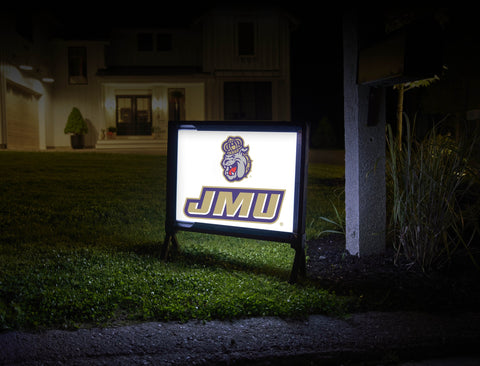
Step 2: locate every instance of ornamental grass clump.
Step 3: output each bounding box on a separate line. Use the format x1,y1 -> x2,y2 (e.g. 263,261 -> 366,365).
386,117 -> 480,272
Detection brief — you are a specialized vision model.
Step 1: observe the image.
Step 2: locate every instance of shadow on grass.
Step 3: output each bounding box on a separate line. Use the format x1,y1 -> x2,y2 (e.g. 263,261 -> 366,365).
122,241 -> 293,282
175,248 -> 291,280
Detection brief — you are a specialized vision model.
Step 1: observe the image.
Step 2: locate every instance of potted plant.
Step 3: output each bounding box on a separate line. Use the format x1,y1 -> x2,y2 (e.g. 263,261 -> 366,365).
64,107 -> 88,149
107,126 -> 117,139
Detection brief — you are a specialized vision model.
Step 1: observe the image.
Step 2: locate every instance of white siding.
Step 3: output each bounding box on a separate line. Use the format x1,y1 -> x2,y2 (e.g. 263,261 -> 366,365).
50,41 -> 106,147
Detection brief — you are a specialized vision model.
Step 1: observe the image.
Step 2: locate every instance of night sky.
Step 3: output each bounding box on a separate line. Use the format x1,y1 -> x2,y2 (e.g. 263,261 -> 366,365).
288,6 -> 344,138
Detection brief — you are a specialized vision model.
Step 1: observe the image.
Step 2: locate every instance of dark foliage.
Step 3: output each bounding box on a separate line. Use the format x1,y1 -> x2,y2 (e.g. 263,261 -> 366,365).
307,234 -> 480,313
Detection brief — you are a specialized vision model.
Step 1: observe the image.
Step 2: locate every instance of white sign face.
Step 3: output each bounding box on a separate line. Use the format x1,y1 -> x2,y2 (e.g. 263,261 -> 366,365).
175,129 -> 298,233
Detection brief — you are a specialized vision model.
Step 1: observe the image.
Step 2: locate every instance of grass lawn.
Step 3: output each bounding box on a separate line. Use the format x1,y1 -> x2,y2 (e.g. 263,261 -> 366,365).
0,151 -> 347,330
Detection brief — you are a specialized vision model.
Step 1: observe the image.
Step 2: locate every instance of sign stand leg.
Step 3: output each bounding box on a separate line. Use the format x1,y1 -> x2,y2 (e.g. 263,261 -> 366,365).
161,232 -> 178,260
289,236 -> 306,284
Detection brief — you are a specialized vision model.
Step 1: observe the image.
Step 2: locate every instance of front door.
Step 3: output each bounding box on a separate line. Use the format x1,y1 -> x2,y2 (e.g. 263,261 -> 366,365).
116,95 -> 152,136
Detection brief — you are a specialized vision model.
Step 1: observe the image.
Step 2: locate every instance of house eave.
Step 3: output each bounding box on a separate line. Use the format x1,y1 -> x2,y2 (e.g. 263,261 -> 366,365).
96,66 -> 205,77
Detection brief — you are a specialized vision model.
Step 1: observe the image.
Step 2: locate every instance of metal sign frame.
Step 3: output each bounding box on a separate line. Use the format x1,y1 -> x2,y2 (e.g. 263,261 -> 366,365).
162,120 -> 309,283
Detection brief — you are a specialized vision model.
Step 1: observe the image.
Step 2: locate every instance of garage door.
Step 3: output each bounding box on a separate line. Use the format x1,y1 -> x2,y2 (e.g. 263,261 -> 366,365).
6,82 -> 39,150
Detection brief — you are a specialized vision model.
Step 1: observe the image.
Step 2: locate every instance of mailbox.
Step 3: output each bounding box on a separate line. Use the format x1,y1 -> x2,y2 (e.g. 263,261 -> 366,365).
358,18 -> 444,86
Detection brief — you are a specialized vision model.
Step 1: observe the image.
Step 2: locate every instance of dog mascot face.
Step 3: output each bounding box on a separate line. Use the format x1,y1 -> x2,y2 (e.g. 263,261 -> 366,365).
221,137 -> 251,182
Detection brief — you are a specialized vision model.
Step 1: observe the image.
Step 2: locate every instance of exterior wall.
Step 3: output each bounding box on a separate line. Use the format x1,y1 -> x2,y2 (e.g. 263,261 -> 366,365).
50,41 -> 107,148
184,83 -> 205,121
0,64 -> 52,150
1,6 -> 294,150
0,11 -> 54,150
106,27 -> 202,68
5,82 -> 39,149
201,7 -> 292,121
50,24 -> 208,145
202,8 -> 285,72
205,77 -> 290,121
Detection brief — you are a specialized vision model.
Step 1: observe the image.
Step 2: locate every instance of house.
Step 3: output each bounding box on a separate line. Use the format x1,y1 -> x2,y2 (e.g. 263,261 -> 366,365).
0,5 -> 297,151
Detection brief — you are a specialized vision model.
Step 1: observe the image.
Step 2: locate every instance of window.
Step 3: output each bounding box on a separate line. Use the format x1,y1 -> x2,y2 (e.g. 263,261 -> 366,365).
137,33 -> 154,51
237,22 -> 255,56
68,47 -> 87,84
224,82 -> 272,120
157,33 -> 172,51
137,33 -> 172,52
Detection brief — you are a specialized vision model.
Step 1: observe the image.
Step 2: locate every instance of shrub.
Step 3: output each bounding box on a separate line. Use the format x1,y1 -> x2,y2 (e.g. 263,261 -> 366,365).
64,107 -> 88,135
386,116 -> 480,272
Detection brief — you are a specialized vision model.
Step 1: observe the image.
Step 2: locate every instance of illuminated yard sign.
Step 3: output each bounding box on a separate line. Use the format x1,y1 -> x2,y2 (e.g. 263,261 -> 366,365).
162,121 -> 309,282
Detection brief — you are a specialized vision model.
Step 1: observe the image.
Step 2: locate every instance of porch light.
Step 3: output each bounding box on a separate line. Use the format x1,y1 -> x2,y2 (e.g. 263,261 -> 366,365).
19,64 -> 33,71
105,97 -> 115,111
152,96 -> 164,111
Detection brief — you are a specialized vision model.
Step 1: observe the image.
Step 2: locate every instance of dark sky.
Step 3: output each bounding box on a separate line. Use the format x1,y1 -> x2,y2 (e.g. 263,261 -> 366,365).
289,7 -> 344,126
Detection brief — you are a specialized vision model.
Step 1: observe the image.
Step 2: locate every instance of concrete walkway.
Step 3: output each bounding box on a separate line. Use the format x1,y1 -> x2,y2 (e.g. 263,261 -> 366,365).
1,311 -> 480,365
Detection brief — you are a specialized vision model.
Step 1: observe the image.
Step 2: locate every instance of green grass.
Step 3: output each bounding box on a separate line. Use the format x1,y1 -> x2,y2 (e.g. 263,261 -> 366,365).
0,151 -> 346,330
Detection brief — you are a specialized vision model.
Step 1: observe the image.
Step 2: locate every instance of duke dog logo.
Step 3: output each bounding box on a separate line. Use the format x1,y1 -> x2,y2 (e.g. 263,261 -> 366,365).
221,136 -> 251,181
183,135 -> 284,224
